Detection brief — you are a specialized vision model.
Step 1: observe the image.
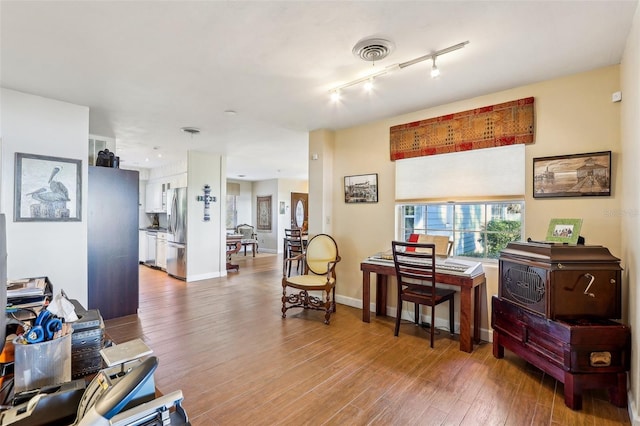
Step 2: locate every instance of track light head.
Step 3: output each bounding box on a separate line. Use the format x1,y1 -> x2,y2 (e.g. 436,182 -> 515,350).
430,57 -> 440,78
363,78 -> 374,92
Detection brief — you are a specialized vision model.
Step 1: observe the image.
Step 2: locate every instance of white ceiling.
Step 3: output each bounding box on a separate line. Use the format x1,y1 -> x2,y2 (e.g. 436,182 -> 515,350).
1,1 -> 637,181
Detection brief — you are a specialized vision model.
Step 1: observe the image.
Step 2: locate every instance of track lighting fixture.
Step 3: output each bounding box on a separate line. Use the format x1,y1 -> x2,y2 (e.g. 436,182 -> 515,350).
363,77 -> 374,91
430,57 -> 440,78
329,40 -> 468,99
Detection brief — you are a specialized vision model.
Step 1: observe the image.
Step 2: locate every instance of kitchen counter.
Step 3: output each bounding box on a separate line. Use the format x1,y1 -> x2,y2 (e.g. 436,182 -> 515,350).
141,227 -> 167,232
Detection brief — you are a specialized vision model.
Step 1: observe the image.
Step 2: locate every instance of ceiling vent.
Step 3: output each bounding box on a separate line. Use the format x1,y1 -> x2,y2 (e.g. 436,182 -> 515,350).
352,38 -> 395,62
180,127 -> 200,135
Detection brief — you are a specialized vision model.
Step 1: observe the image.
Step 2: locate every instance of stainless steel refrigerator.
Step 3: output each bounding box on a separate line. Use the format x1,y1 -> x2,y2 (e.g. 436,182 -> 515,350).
166,187 -> 187,280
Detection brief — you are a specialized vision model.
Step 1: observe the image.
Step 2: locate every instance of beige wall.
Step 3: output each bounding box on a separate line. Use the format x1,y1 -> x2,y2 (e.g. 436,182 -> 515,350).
620,4 -> 640,420
330,66 -> 623,339
276,178 -> 309,253
308,129 -> 335,236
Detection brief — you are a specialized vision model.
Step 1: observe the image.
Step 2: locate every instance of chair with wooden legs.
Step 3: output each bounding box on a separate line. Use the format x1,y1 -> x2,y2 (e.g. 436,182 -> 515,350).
281,234 -> 340,324
284,228 -> 304,276
236,223 -> 259,256
391,240 -> 456,348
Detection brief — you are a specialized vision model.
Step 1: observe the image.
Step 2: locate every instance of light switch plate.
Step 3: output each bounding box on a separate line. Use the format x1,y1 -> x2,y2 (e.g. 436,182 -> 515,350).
612,91 -> 622,102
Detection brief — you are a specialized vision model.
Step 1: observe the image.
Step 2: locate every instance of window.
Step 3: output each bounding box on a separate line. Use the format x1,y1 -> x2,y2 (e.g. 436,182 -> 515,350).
397,201 -> 524,259
225,195 -> 238,230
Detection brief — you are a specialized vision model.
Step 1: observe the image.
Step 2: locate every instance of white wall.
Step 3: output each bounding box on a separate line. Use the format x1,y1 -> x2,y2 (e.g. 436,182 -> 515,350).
620,4 -> 640,421
252,179 -> 279,252
185,151 -> 224,281
0,89 -> 89,305
228,179 -> 253,228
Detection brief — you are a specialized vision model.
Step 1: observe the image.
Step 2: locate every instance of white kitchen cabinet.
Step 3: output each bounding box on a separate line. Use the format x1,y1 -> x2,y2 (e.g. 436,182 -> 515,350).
146,232 -> 157,265
175,173 -> 187,188
144,172 -> 187,213
145,181 -> 163,213
138,230 -> 147,262
156,232 -> 167,270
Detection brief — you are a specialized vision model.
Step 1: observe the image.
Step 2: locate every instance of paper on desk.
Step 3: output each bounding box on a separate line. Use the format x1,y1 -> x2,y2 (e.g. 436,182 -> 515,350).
47,291 -> 79,322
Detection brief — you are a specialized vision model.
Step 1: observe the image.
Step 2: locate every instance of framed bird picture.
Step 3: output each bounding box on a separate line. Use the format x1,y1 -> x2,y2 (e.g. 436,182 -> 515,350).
14,153 -> 82,222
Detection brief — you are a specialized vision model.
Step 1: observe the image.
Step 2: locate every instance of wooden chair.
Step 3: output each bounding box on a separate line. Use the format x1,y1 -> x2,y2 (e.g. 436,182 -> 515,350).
226,239 -> 241,272
392,240 -> 456,348
236,223 -> 258,256
281,234 -> 341,324
284,228 -> 304,276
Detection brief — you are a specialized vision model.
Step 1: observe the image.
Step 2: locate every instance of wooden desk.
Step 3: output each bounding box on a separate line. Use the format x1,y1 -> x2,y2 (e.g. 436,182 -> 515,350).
360,260 -> 486,353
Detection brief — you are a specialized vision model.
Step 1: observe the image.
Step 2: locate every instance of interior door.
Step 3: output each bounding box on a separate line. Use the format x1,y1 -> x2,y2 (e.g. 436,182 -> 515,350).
290,192 -> 308,230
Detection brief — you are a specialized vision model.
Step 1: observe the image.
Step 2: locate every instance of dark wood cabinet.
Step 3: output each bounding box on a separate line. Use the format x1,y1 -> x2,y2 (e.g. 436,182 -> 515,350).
499,242 -> 622,319
493,242 -> 629,410
88,167 -> 139,320
492,296 -> 629,410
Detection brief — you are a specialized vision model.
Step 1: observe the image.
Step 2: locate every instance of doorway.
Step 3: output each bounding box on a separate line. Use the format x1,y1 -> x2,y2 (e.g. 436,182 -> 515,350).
290,192 -> 308,231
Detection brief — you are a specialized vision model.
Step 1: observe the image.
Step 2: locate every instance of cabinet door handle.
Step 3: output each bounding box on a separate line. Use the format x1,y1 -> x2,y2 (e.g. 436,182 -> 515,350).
583,273 -> 595,298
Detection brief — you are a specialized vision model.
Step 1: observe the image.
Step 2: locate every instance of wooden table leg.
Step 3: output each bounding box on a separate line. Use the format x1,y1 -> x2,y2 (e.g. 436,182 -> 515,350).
362,271 -> 371,323
492,330 -> 504,358
473,283 -> 481,343
376,274 -> 387,317
459,287 -> 473,353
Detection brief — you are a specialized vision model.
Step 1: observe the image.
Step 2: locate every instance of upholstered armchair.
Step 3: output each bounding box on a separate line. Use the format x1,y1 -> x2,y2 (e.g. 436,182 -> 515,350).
281,234 -> 340,324
236,224 -> 259,256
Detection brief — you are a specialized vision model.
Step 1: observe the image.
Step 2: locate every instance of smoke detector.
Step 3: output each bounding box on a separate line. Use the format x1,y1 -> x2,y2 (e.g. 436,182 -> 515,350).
352,38 -> 395,62
180,127 -> 200,135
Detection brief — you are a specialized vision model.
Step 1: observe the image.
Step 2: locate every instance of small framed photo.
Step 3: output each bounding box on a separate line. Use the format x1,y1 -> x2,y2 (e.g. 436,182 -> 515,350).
14,153 -> 82,222
533,151 -> 611,198
546,218 -> 583,245
344,173 -> 378,203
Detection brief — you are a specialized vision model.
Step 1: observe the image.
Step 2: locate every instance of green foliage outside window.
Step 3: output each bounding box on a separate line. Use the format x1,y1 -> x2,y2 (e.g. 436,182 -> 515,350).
480,220 -> 522,258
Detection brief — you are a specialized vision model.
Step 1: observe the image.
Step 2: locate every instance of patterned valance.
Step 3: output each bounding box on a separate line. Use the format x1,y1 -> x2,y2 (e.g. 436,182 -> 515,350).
390,97 -> 535,160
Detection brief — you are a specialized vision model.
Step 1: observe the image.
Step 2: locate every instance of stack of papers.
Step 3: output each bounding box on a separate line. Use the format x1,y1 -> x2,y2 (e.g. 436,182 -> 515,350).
7,277 -> 48,309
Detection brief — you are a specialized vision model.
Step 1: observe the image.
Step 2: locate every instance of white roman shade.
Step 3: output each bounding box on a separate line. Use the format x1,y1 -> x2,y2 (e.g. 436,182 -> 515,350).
227,182 -> 240,196
395,144 -> 525,201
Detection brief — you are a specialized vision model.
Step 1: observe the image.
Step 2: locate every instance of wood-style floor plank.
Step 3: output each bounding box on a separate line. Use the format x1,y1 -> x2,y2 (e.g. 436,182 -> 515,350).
104,254 -> 631,425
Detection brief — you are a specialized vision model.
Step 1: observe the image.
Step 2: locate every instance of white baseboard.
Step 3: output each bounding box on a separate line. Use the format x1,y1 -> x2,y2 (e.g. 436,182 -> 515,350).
187,272 -> 221,281
628,387 -> 639,425
335,294 -> 493,342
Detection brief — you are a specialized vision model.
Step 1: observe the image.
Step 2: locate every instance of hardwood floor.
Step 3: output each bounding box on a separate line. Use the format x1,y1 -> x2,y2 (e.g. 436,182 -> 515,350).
104,254 -> 631,425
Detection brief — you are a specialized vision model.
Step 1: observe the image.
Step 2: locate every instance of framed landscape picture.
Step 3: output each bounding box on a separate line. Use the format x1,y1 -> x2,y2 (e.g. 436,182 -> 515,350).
344,173 -> 378,203
533,151 -> 611,198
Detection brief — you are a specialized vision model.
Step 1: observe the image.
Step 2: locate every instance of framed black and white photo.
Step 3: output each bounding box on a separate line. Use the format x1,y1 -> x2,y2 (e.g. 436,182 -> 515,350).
533,151 -> 611,198
344,173 -> 378,203
14,153 -> 82,222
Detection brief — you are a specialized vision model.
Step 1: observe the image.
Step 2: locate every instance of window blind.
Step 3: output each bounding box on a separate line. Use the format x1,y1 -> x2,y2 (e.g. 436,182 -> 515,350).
395,144 -> 525,201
